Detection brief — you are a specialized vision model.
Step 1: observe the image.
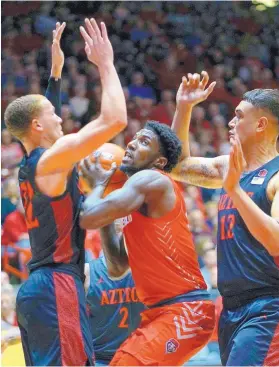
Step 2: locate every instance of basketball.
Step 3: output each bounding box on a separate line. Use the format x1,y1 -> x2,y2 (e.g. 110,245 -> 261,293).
79,143 -> 127,197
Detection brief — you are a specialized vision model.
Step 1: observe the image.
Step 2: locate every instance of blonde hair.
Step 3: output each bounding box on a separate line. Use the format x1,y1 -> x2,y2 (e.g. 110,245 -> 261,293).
4,94 -> 45,140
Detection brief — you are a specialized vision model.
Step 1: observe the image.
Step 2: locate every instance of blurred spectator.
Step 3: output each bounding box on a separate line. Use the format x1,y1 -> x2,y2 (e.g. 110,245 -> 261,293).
1,129 -> 23,169
200,240 -> 218,295
128,72 -> 156,101
2,199 -> 28,248
124,118 -> 142,145
1,271 -> 10,287
1,285 -> 17,327
69,85 -> 90,120
149,90 -> 175,126
2,199 -> 30,273
61,105 -> 81,135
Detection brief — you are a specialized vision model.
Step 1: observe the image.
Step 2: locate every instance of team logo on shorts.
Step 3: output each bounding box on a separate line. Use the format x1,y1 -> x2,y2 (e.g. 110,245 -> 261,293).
165,338 -> 180,354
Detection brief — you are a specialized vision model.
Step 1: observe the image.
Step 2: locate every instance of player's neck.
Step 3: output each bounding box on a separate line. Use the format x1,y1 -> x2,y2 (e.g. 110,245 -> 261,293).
23,136 -> 53,156
242,141 -> 278,172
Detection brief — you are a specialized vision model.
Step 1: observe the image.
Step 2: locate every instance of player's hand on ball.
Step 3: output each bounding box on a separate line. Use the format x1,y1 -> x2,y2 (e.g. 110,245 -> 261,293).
176,71 -> 216,108
80,18 -> 113,67
80,153 -> 117,189
51,22 -> 66,77
223,135 -> 247,194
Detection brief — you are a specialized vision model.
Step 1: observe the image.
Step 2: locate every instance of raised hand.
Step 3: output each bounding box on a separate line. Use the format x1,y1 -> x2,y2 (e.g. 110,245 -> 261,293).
51,22 -> 66,78
176,71 -> 216,108
80,18 -> 113,67
223,134 -> 247,194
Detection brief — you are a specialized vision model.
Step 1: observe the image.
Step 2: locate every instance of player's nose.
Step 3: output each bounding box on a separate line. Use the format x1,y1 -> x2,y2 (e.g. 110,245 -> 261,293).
228,118 -> 235,129
127,139 -> 136,151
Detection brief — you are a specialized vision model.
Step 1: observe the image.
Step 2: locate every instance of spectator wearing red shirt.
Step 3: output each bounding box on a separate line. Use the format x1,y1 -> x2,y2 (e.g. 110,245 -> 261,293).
1,199 -> 30,272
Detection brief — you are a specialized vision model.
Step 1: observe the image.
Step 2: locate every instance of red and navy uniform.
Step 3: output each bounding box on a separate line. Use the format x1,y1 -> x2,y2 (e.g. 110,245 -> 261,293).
217,156 -> 279,366
16,78 -> 94,366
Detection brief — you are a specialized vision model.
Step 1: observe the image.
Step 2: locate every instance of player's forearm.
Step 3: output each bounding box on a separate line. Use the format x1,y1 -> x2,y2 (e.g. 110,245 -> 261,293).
80,186 -> 121,229
51,65 -> 63,80
171,105 -> 193,158
100,225 -> 129,275
229,186 -> 279,256
99,61 -> 127,128
45,77 -> 61,117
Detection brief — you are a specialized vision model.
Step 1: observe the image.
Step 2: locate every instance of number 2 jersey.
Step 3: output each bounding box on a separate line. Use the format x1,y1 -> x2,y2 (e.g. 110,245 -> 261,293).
122,171 -> 208,307
18,147 -> 85,278
86,253 -> 145,364
217,156 -> 279,300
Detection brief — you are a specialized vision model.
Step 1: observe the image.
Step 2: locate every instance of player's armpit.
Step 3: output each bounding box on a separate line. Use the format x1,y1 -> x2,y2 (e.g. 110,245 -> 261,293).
37,116 -> 126,175
170,155 -> 228,189
271,175 -> 279,225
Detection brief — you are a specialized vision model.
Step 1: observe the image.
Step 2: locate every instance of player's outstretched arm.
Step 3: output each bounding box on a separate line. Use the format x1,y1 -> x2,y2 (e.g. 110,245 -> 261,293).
224,136 -> 279,256
170,72 -> 227,189
100,223 -> 129,277
79,156 -> 167,229
38,19 -> 127,176
45,22 -> 66,117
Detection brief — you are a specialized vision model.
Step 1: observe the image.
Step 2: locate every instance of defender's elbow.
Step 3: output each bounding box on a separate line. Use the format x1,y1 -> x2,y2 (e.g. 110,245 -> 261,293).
107,110 -> 128,132
266,240 -> 279,257
114,114 -> 128,131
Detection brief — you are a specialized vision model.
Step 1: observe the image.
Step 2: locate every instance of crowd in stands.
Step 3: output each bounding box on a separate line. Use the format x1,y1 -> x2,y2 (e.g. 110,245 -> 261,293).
1,1 -> 278,364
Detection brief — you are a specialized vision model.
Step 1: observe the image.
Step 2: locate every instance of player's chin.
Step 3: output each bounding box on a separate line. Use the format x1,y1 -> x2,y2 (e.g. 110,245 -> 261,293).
119,163 -> 131,173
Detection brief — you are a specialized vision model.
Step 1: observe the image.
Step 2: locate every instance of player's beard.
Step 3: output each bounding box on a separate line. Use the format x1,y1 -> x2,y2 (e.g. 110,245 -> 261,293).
120,164 -> 143,177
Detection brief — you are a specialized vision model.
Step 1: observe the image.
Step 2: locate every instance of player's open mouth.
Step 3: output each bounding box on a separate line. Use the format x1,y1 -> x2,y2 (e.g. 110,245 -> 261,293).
124,151 -> 133,159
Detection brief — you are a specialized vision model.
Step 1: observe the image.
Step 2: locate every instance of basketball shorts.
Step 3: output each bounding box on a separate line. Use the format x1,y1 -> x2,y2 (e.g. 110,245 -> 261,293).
16,266 -> 95,366
219,296 -> 279,366
110,300 -> 215,366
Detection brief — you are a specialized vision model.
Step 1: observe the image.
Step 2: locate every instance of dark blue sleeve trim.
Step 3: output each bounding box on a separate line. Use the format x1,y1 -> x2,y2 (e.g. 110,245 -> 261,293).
45,77 -> 61,117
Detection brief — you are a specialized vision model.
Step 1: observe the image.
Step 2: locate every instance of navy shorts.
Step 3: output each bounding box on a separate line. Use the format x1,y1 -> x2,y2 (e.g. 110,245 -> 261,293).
219,296 -> 279,366
16,267 -> 95,366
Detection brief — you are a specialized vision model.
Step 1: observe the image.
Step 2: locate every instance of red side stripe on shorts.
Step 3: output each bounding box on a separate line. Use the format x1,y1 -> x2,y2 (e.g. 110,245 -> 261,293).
51,193 -> 73,263
53,273 -> 87,366
264,321 -> 279,366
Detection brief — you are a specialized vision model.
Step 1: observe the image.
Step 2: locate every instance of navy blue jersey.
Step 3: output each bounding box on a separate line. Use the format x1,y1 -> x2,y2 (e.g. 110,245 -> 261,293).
87,254 -> 145,364
217,156 -> 279,298
18,147 -> 85,277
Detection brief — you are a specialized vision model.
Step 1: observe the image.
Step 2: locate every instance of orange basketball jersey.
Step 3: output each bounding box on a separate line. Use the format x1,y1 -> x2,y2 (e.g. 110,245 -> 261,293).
122,172 -> 207,306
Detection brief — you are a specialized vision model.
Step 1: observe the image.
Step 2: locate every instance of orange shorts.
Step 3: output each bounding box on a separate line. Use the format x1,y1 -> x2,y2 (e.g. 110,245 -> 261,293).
110,300 -> 215,366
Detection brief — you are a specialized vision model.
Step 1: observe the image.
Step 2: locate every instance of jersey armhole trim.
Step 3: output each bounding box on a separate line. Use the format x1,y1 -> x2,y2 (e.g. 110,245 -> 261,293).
265,171 -> 279,205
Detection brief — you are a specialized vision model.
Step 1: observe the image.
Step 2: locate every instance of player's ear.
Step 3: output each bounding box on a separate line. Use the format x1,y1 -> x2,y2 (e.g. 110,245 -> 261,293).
154,156 -> 168,170
31,118 -> 43,132
256,116 -> 268,133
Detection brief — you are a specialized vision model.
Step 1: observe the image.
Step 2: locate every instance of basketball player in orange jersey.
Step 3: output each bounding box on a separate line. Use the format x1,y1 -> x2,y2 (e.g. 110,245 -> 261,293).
4,19 -> 127,366
79,121 -> 215,366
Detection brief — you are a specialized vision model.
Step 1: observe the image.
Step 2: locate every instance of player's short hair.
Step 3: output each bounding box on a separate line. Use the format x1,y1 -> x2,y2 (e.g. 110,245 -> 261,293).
243,89 -> 279,121
4,95 -> 44,140
145,120 -> 182,172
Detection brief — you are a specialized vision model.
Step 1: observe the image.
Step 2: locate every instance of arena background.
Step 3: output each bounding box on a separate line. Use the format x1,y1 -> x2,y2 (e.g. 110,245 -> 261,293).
1,1 -> 279,365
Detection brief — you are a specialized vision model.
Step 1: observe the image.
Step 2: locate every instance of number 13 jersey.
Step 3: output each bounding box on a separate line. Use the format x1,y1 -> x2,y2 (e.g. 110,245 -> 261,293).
217,156 -> 279,298
18,147 -> 86,277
